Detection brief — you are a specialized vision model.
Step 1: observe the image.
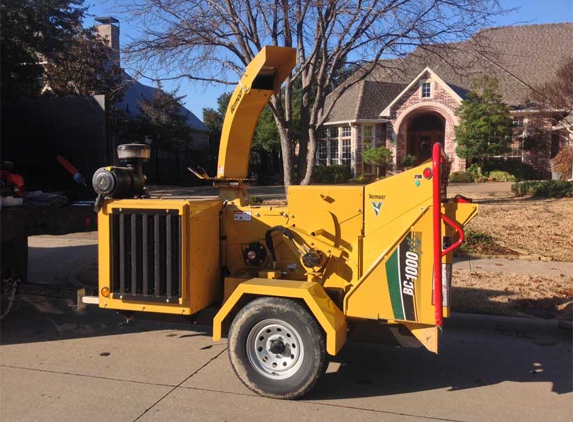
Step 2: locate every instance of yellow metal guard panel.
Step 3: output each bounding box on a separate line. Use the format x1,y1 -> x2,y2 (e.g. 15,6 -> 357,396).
98,198 -> 221,315
213,279 -> 347,355
287,185 -> 363,290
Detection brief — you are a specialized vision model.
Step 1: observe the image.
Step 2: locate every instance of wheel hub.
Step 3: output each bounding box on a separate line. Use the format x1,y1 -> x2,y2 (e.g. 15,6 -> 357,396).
246,319 -> 305,379
269,339 -> 286,354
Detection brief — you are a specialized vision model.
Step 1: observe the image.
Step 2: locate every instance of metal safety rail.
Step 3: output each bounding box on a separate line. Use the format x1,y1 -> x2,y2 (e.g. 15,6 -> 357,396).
432,143 -> 465,327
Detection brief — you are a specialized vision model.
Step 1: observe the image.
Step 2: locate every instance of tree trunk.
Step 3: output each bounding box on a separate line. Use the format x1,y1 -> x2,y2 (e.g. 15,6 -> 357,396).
301,124 -> 316,185
297,83 -> 312,183
278,128 -> 293,193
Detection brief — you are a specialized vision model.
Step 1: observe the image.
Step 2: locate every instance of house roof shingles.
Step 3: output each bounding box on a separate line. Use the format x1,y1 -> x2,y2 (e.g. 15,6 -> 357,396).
323,23 -> 573,123
357,81 -> 406,120
322,80 -> 365,122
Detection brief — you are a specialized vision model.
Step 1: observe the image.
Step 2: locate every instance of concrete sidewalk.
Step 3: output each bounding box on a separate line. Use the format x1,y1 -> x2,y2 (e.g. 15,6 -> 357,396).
448,181 -> 513,194
453,256 -> 573,277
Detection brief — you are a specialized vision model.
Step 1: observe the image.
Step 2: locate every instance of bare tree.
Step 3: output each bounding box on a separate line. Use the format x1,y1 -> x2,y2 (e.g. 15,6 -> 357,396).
530,57 -> 573,138
121,0 -> 505,186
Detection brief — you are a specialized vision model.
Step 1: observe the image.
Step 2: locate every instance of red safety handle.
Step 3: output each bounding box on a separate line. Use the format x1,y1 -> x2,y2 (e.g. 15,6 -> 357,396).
441,214 -> 465,257
432,144 -> 445,327
432,143 -> 467,327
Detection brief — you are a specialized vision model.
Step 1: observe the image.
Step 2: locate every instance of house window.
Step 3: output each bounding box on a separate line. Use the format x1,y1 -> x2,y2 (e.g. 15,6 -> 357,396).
492,137 -> 524,161
363,125 -> 375,173
509,140 -> 524,159
317,141 -> 327,166
342,139 -> 352,168
363,126 -> 374,146
421,82 -> 431,98
330,140 -> 339,164
513,116 -> 524,127
317,125 -> 353,172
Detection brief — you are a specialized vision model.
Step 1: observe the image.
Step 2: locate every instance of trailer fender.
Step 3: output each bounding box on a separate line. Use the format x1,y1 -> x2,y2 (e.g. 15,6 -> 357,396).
213,278 -> 347,355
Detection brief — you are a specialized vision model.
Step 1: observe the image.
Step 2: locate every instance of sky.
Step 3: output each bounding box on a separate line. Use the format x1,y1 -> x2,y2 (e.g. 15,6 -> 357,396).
84,0 -> 573,121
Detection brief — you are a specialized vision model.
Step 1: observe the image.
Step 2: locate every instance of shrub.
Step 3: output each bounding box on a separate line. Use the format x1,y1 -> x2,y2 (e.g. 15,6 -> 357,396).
467,163 -> 482,180
449,171 -> 474,183
348,175 -> 373,184
482,159 -> 537,181
488,171 -> 516,182
553,146 -> 573,180
400,154 -> 417,169
512,180 -> 573,197
312,165 -> 352,184
363,146 -> 393,176
460,229 -> 495,255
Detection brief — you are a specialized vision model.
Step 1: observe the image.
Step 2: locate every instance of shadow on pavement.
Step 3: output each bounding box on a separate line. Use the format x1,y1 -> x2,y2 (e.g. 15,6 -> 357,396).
0,293 -> 211,347
28,244 -> 98,287
309,319 -> 572,400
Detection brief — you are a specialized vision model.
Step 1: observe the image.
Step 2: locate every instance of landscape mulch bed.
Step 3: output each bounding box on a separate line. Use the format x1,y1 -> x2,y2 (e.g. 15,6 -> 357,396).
459,242 -> 518,257
466,193 -> 573,262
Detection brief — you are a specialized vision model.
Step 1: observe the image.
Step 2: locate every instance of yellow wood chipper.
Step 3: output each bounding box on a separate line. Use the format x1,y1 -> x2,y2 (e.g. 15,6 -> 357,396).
85,47 -> 478,399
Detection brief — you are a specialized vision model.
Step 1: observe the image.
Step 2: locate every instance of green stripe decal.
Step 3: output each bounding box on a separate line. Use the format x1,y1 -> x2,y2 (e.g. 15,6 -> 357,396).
385,248 -> 404,320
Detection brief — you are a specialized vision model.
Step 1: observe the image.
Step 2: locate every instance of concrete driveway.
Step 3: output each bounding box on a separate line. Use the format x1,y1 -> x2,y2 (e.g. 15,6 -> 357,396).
1,292 -> 571,422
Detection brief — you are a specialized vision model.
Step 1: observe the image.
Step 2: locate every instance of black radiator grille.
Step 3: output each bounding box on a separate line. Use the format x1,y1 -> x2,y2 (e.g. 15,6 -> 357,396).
110,209 -> 182,303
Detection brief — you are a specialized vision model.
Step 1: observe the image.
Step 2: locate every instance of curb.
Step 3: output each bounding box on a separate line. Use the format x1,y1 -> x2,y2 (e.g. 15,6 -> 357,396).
459,253 -> 554,262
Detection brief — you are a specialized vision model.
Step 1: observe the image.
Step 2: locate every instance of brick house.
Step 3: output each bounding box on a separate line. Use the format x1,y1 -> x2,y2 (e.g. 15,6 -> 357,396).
320,23 -> 573,178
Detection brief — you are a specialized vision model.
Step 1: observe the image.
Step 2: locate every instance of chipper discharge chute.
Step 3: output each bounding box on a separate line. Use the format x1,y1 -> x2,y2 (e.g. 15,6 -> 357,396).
83,46 -> 478,399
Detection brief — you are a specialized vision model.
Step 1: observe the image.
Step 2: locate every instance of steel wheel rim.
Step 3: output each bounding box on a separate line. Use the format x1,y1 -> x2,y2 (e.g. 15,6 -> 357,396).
246,319 -> 305,379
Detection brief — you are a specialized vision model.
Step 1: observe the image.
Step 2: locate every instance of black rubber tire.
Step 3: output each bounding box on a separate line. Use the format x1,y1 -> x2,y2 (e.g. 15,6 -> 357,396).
228,297 -> 327,399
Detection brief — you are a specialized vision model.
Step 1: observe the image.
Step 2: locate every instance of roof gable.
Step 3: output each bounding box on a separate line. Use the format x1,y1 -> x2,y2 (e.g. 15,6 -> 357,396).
320,23 -> 573,124
370,23 -> 573,108
321,80 -> 366,122
380,67 -> 463,117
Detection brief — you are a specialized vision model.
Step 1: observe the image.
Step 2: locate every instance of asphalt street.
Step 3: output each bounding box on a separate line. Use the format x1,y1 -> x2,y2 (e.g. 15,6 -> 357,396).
1,292 -> 571,422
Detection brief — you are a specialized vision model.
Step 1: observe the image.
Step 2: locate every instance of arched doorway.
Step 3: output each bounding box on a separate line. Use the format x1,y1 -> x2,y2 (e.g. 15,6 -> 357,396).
407,113 -> 445,164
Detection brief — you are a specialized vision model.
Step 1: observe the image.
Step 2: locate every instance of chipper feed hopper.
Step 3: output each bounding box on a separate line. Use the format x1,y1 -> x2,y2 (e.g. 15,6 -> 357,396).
86,46 -> 478,399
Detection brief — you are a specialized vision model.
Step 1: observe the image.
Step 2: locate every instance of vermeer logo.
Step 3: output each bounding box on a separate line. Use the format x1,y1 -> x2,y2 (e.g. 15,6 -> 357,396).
371,201 -> 382,217
407,232 -> 422,256
369,194 -> 386,200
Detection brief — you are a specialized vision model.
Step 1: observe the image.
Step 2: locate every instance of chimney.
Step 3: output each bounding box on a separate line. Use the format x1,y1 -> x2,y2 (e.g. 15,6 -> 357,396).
95,16 -> 120,67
